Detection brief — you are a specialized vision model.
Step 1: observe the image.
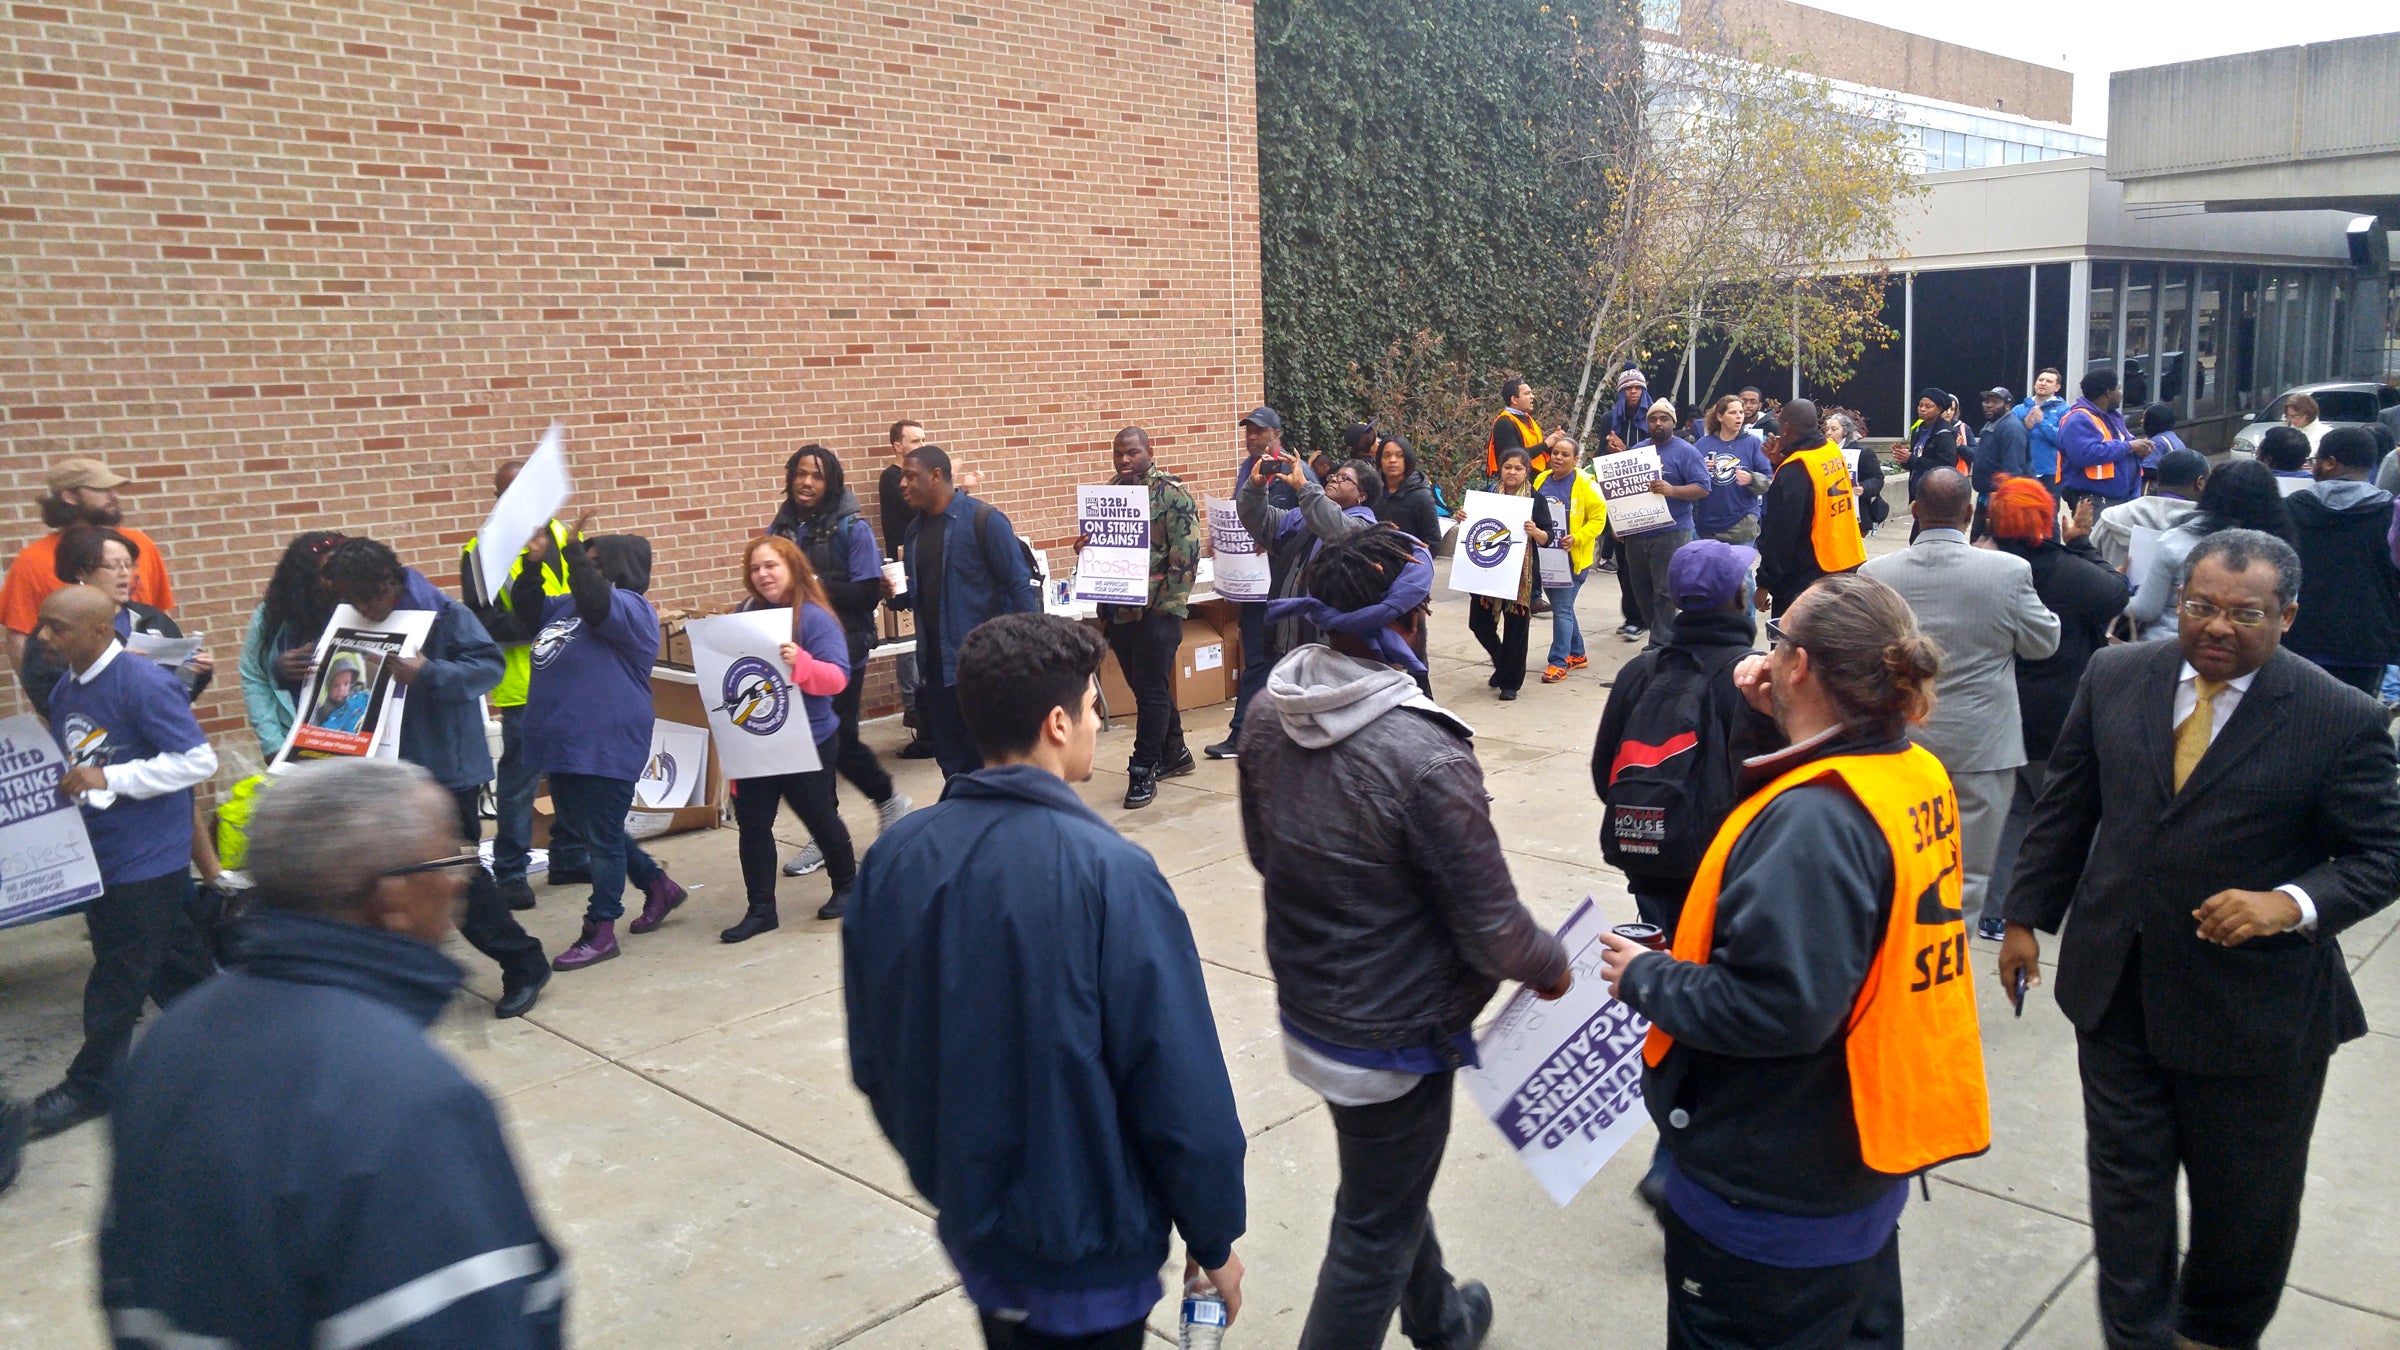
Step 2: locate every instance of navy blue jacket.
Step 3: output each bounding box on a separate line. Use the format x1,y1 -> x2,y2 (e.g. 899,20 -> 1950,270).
392,568 -> 504,790
896,495 -> 1040,687
100,911 -> 563,1349
1972,414 -> 2032,496
844,765 -> 1247,1290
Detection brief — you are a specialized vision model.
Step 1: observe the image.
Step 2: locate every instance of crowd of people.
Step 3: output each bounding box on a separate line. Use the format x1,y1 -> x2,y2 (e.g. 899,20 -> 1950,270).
2,364 -> 2398,1349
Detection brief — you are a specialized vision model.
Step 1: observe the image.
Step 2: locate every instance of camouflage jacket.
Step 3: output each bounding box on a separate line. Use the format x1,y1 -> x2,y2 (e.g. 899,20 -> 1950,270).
1102,465 -> 1200,622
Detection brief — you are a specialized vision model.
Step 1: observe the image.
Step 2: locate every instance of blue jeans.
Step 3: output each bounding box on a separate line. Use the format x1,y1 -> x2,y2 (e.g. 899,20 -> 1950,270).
547,772 -> 663,923
1544,571 -> 1588,666
495,706 -> 584,884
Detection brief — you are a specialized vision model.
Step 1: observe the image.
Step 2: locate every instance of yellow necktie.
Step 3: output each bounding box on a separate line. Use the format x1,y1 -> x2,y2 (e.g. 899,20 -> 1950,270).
2172,677 -> 2225,792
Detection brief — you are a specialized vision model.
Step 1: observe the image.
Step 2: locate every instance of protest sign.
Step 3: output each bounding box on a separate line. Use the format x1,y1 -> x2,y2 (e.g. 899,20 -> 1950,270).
1463,898 -> 1653,1206
1538,536 -> 1574,591
124,630 -> 203,669
1074,485 -> 1152,603
0,714 -> 106,928
1593,447 -> 1675,535
471,422 -> 573,605
686,609 -> 820,779
1206,497 -> 1267,600
636,720 -> 711,810
1448,490 -> 1536,600
272,606 -> 435,770
2276,475 -> 2311,497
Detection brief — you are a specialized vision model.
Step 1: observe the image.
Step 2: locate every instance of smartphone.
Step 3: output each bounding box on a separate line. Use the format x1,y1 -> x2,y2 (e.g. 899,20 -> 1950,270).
2009,967 -> 2028,1018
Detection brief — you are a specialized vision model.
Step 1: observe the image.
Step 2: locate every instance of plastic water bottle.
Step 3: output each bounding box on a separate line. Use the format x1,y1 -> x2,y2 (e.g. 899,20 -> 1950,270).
1179,1278 -> 1228,1350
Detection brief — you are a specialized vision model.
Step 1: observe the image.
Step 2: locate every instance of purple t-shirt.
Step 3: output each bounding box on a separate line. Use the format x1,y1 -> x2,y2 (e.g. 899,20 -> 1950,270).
1692,432 -> 1772,537
49,650 -> 205,884
1625,434 -> 1711,537
523,588 -> 661,781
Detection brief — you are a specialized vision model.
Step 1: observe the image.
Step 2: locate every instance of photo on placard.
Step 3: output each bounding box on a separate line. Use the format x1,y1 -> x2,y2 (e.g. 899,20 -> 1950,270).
289,631 -> 402,759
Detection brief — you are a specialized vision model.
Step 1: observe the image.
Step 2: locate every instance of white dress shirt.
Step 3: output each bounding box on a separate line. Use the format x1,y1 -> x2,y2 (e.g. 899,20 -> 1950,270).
2176,662 -> 2317,935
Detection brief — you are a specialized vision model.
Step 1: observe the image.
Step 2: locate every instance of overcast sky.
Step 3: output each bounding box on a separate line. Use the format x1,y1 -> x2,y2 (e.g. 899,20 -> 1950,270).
1794,1 -> 2396,132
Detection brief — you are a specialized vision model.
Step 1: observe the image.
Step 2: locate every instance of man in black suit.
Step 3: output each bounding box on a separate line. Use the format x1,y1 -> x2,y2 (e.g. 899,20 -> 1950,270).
2000,528 -> 2400,1350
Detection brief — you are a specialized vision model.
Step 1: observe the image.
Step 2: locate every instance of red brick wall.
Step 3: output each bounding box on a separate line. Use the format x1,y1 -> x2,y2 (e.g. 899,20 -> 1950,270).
3,0 -> 1262,739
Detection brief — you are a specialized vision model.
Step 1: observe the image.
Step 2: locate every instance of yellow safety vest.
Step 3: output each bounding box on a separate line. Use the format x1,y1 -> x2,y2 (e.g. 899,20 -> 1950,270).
464,520 -> 573,708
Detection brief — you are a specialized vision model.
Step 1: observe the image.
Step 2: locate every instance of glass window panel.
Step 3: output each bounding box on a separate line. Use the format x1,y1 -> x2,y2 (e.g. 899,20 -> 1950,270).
2193,268 -> 2225,417
2087,269 -> 2118,391
2229,269 -> 2259,410
2158,267 -> 2190,407
2122,263 -> 2156,405
1965,137 -> 1989,169
2002,141 -> 2024,165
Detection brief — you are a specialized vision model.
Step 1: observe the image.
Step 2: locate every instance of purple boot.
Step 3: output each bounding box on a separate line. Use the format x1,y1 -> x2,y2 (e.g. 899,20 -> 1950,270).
552,920 -> 619,971
628,873 -> 688,935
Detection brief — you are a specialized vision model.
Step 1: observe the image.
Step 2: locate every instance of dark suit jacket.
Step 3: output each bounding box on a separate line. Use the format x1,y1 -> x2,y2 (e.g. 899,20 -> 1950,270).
2008,642 -> 2400,1074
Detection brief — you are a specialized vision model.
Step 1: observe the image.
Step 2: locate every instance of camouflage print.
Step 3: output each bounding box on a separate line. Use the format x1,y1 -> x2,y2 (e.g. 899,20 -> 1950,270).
1102,465 -> 1200,622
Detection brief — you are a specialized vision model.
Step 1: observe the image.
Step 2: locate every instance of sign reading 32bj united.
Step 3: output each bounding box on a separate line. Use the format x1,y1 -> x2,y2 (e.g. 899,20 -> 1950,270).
684,609 -> 820,779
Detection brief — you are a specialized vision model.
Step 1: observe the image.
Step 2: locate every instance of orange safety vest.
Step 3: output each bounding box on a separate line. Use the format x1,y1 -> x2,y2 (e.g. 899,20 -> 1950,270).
1485,410 -> 1547,474
2067,406 -> 2120,481
1644,746 -> 1991,1176
1786,444 -> 1868,574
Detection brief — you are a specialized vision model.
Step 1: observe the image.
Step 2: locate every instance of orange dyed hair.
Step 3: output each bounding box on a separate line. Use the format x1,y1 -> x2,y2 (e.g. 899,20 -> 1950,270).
1986,475 -> 2057,544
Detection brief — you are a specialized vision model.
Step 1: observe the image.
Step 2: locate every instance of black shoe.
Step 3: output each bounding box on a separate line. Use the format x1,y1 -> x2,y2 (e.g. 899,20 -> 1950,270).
495,967 -> 548,1020
1617,623 -> 1645,642
545,865 -> 591,887
1203,736 -> 1239,760
0,1095 -> 26,1195
1635,1162 -> 1669,1223
28,1084 -> 101,1141
897,737 -> 937,760
721,905 -> 779,943
1498,688 -> 1519,701
815,890 -> 849,922
1456,1279 -> 1495,1349
497,878 -> 538,911
1156,747 -> 1196,780
1123,771 -> 1157,810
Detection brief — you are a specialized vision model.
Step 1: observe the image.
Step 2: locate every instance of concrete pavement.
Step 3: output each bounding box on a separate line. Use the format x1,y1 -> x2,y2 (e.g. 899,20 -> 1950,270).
5,529 -> 2399,1347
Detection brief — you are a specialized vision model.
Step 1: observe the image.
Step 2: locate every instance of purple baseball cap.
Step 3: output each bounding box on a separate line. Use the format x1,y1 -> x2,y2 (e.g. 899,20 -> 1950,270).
1669,539 -> 1757,611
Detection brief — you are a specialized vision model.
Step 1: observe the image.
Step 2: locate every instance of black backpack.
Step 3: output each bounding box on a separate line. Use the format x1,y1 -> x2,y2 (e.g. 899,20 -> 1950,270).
970,499 -> 1044,605
1598,645 -> 1751,879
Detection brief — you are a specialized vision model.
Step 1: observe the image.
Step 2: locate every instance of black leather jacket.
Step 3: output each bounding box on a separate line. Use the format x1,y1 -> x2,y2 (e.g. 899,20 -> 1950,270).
1237,690 -> 1570,1057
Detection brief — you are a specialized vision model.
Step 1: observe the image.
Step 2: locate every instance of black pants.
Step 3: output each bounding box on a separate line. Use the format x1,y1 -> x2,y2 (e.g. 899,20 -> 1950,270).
448,786 -> 549,991
976,1312 -> 1146,1350
919,679 -> 982,779
733,751 -> 856,906
1631,885 -> 1689,941
833,630 -> 897,804
1300,1072 -> 1476,1350
1603,523 -> 1645,627
65,871 -> 213,1104
1227,601 -> 1272,735
1662,1205 -> 1902,1349
2078,960 -> 2327,1350
1467,602 -> 1529,692
1105,610 -> 1186,773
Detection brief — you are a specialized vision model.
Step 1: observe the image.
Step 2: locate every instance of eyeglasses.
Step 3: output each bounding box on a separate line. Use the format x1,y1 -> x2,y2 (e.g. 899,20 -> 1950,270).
1765,617 -> 1798,650
382,850 -> 482,879
2177,599 -> 2271,628
87,560 -> 133,575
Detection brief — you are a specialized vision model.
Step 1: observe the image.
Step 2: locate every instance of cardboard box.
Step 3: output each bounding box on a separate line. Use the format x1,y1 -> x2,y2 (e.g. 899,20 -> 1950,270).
528,667 -> 726,846
656,609 -> 697,670
1098,643 -> 1136,721
878,602 -> 916,642
1198,602 -> 1243,681
1174,618 -> 1229,710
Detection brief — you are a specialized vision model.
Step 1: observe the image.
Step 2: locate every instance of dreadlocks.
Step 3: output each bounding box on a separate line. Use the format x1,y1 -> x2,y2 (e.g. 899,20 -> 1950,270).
1306,524 -> 1426,615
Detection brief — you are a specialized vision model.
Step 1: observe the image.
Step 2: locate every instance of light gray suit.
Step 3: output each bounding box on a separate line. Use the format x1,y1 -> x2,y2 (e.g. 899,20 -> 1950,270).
1861,528 -> 2060,926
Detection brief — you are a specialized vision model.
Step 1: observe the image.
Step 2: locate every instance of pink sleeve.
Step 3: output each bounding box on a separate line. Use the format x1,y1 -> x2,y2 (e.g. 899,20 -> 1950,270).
788,643 -> 849,697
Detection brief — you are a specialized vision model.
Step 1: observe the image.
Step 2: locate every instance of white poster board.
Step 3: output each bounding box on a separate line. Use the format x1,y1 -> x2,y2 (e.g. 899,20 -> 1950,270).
124,630 -> 202,668
2275,475 -> 2312,497
2125,525 -> 2162,593
471,422 -> 573,605
1462,897 -> 1653,1207
1206,497 -> 1268,601
1594,447 -> 1675,535
0,713 -> 106,928
636,720 -> 711,809
1074,485 -> 1153,604
1448,490 -> 1536,600
271,606 -> 436,772
685,609 -> 821,779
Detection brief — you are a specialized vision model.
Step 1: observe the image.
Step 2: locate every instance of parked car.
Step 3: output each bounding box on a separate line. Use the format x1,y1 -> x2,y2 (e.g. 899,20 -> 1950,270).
2230,382 -> 2400,455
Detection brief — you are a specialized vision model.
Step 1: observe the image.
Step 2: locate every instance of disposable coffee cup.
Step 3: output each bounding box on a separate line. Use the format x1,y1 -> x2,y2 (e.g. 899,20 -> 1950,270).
1612,923 -> 1668,951
881,561 -> 906,594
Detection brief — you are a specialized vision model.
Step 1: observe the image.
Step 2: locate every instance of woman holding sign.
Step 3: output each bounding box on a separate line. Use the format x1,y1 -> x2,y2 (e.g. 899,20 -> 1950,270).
1466,448 -> 1554,700
724,536 -> 858,938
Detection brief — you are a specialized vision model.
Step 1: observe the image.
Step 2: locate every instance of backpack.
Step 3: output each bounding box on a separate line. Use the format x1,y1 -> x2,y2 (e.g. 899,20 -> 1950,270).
971,499 -> 1044,605
1598,644 -> 1751,879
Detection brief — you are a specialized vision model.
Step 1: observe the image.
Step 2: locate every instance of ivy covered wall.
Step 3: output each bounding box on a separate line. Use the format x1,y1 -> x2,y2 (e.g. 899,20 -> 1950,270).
1254,0 -> 1635,457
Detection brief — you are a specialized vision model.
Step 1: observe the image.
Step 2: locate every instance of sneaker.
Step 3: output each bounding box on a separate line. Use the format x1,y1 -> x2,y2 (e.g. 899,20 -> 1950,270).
782,842 -> 825,876
497,877 -> 538,911
28,1083 -> 102,1141
1123,770 -> 1157,810
876,793 -> 913,831
1541,665 -> 1568,683
629,873 -> 687,935
551,920 -> 619,971
1617,623 -> 1645,642
1597,559 -> 1617,573
1204,736 -> 1239,760
1565,654 -> 1590,670
1456,1279 -> 1495,1349
815,889 -> 849,921
1976,916 -> 2007,942
0,1094 -> 25,1194
896,737 -> 937,760
721,905 -> 779,943
1155,746 -> 1196,780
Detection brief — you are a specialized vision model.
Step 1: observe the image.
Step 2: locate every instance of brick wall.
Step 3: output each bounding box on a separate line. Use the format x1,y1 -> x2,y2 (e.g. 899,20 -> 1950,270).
3,0 -> 1262,741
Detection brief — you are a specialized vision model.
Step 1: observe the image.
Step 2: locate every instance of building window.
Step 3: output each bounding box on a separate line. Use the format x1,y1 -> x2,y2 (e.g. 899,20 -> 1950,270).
2193,269 -> 2225,417
2158,267 -> 2190,409
2087,268 -> 2118,389
1639,0 -> 1680,33
2122,263 -> 2156,405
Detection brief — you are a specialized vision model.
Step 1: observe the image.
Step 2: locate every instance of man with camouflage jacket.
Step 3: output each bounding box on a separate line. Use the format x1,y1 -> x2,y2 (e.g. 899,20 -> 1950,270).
1086,426 -> 1200,809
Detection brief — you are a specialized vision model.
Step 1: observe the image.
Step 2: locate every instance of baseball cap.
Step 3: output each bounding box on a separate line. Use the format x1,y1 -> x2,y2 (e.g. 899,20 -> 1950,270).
1239,406 -> 1283,431
1981,386 -> 2013,403
1669,539 -> 1757,611
45,458 -> 128,492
